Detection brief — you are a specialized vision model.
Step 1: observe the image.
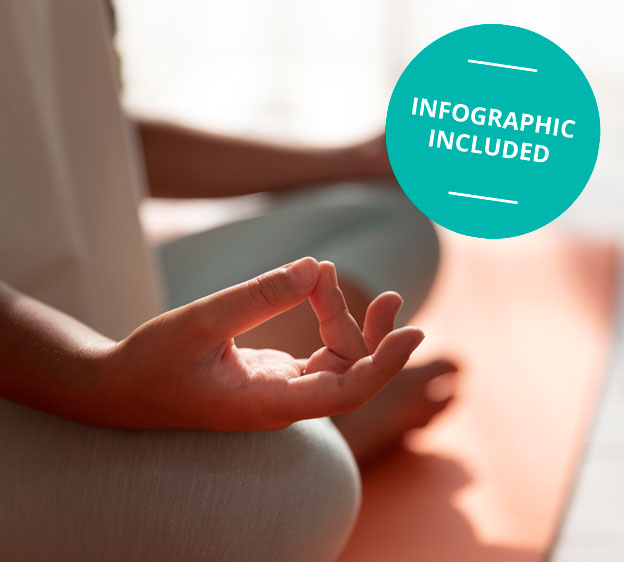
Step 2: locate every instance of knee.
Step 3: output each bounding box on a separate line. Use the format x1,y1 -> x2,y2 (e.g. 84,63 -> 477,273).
368,182 -> 440,318
323,181 -> 440,320
0,406 -> 360,562
325,181 -> 440,274
245,418 -> 361,562
133,417 -> 361,562
360,182 -> 440,268
210,417 -> 361,562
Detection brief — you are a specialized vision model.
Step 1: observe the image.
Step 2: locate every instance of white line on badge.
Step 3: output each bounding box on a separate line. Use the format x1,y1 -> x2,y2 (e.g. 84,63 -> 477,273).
467,59 -> 537,72
448,191 -> 519,204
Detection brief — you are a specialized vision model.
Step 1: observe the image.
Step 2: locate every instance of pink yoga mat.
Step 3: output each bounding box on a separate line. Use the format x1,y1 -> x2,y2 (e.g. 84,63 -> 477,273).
338,228 -> 617,562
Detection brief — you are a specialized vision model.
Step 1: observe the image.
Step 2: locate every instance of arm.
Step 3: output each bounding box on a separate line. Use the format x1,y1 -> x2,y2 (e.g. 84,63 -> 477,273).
137,119 -> 392,198
0,280 -> 114,424
0,260 -> 422,430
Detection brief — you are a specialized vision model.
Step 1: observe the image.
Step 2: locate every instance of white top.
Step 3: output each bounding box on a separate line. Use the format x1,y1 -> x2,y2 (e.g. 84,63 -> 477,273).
0,0 -> 163,339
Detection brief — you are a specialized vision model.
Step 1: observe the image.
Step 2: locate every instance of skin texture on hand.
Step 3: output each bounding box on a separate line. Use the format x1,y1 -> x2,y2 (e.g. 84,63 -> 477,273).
94,258 -> 424,431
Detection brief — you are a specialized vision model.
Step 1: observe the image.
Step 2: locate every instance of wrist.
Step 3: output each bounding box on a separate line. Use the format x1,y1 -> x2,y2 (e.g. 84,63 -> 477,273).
77,340 -> 127,426
47,339 -> 122,427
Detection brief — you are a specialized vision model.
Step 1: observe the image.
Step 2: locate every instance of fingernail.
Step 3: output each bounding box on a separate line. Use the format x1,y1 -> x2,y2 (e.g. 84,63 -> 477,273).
287,257 -> 319,289
323,261 -> 339,286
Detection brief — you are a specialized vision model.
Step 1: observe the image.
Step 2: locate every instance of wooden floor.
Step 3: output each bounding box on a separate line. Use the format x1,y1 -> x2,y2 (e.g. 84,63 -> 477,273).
551,252 -> 624,561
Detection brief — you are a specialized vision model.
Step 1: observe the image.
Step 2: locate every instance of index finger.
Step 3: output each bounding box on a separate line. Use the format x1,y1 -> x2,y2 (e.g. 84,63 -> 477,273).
196,257 -> 320,340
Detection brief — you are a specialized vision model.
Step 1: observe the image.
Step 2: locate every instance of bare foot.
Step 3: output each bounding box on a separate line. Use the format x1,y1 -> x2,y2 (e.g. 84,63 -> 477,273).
332,359 -> 459,466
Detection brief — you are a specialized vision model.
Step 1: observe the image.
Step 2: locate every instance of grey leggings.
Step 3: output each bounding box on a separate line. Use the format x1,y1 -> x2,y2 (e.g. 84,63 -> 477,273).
160,182 -> 439,326
0,402 -> 359,562
0,182 -> 439,561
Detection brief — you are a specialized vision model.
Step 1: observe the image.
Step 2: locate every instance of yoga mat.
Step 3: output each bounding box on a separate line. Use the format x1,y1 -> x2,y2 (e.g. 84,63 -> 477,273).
338,228 -> 618,562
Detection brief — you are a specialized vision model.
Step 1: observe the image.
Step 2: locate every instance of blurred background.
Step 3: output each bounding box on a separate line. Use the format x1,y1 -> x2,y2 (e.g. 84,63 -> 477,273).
116,0 -> 624,237
113,1 -> 624,560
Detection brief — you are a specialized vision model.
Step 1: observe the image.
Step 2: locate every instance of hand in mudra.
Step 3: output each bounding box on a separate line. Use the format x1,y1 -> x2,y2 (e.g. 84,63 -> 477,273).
97,257 -> 423,431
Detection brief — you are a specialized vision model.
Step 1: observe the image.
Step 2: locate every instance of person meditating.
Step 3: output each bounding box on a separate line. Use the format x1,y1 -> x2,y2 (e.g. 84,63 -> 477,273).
0,1 -> 457,560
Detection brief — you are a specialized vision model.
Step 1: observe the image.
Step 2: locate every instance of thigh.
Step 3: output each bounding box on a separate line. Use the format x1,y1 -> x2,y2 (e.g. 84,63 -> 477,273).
159,181 -> 439,323
0,399 -> 360,562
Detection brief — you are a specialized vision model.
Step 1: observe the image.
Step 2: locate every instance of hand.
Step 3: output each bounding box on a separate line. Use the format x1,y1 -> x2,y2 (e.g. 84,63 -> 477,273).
94,258 -> 423,431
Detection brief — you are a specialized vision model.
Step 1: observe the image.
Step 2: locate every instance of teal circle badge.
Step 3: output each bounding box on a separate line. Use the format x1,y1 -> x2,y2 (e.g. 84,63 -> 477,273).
385,24 -> 600,239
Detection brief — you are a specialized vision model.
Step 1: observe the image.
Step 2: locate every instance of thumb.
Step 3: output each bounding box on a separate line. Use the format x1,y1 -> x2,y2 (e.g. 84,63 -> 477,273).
199,257 -> 320,340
